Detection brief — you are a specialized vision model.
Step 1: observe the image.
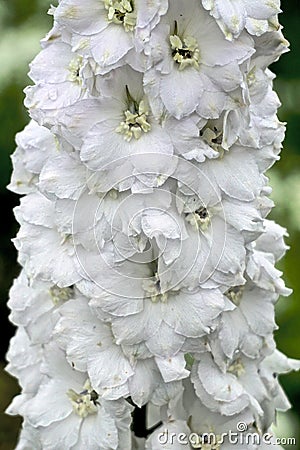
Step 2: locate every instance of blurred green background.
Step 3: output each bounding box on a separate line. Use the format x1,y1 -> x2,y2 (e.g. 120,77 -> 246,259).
0,0 -> 299,449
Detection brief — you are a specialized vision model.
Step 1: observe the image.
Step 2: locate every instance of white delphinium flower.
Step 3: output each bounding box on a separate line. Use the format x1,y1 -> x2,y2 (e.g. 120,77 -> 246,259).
38,150 -> 88,201
245,218 -> 292,298
90,283 -> 232,360
246,247 -> 292,297
78,68 -> 173,169
175,145 -> 266,202
210,282 -> 278,362
6,327 -> 44,401
206,219 -> 290,362
160,161 -> 271,290
53,296 -> 174,405
223,30 -> 289,151
144,0 -> 254,119
5,329 -> 45,450
95,186 -> 185,263
201,0 -> 281,40
54,296 -> 140,398
259,350 -> 300,430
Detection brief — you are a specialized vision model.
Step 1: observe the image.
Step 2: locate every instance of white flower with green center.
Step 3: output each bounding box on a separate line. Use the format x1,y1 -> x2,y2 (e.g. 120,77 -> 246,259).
224,285 -> 244,306
67,54 -> 84,84
54,0 -> 166,73
5,326 -> 44,396
25,41 -> 88,117
87,256 -> 231,359
16,343 -> 133,449
54,71 -> 214,189
54,297 -> 173,406
142,272 -> 169,304
168,169 -> 267,289
223,65 -> 287,151
259,350 -> 300,428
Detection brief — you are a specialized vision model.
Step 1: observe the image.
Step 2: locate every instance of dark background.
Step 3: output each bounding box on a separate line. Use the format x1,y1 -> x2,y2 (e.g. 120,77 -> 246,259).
0,1 -> 299,448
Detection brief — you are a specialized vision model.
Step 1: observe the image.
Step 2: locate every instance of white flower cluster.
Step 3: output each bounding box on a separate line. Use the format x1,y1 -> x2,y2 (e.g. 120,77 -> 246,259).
6,1 -> 299,449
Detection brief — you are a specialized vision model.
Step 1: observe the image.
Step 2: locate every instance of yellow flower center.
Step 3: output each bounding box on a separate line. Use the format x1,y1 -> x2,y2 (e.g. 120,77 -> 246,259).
228,358 -> 245,377
170,33 -> 200,70
104,0 -> 136,32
